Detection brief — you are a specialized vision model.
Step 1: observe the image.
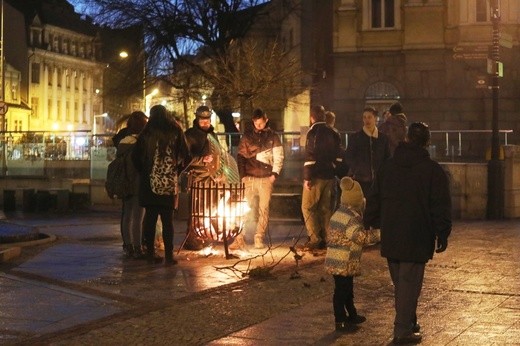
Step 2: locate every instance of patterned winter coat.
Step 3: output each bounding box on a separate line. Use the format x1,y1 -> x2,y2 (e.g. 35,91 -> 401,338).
325,205 -> 371,277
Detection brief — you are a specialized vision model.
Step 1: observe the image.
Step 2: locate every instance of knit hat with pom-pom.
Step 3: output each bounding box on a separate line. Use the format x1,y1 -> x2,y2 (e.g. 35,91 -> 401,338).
340,177 -> 365,212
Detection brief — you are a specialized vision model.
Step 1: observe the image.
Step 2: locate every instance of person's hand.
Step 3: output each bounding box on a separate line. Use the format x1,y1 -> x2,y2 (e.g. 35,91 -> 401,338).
269,174 -> 276,184
202,155 -> 213,163
435,236 -> 448,253
303,180 -> 312,190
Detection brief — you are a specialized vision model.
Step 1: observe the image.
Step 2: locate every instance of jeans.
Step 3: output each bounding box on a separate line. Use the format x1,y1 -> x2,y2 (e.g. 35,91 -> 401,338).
122,195 -> 145,248
243,176 -> 273,240
387,259 -> 425,337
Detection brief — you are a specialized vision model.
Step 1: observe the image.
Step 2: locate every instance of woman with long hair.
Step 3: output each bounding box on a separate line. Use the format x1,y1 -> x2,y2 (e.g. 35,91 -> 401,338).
132,105 -> 188,264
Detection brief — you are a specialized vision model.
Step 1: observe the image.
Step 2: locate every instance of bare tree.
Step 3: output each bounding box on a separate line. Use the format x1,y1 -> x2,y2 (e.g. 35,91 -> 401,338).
77,0 -> 301,129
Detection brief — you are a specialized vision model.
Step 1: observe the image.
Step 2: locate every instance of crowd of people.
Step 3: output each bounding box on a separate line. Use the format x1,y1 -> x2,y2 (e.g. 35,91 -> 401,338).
110,101 -> 452,344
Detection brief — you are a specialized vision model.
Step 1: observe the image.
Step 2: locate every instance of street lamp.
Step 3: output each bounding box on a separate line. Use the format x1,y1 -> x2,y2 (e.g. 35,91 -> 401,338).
145,88 -> 159,116
93,113 -> 108,137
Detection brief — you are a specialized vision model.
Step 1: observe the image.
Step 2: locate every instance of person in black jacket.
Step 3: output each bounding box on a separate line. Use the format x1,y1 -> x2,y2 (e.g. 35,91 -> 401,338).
184,105 -> 223,183
345,106 -> 390,195
132,105 -> 188,265
364,122 -> 452,345
301,105 -> 343,251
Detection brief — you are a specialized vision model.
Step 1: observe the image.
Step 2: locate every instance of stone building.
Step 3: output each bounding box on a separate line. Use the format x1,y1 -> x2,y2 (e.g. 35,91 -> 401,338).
326,0 -> 520,156
6,0 -> 104,133
2,0 -> 144,135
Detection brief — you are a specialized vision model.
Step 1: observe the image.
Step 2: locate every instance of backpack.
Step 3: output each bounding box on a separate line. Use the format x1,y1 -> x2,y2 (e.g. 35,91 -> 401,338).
105,148 -> 134,199
150,145 -> 178,195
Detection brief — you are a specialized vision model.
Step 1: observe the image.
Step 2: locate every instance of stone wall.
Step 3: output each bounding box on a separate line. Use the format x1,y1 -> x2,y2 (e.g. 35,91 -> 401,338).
503,145 -> 520,218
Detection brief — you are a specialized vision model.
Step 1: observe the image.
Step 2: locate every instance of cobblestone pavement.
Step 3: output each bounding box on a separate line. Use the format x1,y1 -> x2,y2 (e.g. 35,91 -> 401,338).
0,210 -> 519,345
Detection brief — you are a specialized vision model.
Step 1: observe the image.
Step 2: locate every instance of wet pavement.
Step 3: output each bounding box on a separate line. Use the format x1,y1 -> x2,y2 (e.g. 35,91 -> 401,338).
0,209 -> 519,345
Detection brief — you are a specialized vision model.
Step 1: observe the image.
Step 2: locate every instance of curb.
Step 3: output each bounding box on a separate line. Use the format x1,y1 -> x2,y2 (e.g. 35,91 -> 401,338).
0,247 -> 22,262
0,233 -> 57,250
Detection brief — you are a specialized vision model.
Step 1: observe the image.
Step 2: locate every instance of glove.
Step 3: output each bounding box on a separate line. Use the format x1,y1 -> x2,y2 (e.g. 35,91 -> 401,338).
435,236 -> 448,253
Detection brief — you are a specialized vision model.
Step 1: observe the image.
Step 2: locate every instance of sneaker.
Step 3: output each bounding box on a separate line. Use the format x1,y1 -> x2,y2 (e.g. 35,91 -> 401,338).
392,332 -> 422,344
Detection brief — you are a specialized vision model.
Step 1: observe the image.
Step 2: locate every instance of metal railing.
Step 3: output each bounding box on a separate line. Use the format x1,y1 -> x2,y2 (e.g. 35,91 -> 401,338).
0,129 -> 514,178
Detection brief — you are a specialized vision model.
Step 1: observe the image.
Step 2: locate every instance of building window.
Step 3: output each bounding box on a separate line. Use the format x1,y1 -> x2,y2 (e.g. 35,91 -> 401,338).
31,63 -> 40,84
57,68 -> 62,87
11,83 -> 18,101
476,0 -> 489,22
365,81 -> 400,120
371,0 -> 395,28
31,97 -> 39,118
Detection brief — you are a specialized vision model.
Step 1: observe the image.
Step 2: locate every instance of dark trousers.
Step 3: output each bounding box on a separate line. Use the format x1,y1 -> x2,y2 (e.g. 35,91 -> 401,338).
387,259 -> 425,337
143,205 -> 174,257
332,275 -> 357,322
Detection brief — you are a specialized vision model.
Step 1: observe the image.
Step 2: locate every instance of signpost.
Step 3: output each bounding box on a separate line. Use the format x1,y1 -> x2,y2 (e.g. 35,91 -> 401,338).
452,45 -> 489,60
487,0 -> 504,219
499,32 -> 513,49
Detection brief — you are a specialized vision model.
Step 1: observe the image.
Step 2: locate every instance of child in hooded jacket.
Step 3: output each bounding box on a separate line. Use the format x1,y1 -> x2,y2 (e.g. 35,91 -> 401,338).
325,176 -> 378,332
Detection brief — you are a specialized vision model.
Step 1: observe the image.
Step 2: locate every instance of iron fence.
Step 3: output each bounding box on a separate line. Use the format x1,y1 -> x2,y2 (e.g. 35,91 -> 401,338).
0,129 -> 514,178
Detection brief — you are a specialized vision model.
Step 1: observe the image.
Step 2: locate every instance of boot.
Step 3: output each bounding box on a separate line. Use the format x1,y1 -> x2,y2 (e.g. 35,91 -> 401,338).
146,250 -> 163,264
254,234 -> 266,249
345,298 -> 366,324
123,244 -> 133,258
164,252 -> 177,266
132,245 -> 146,260
229,234 -> 246,250
335,322 -> 358,333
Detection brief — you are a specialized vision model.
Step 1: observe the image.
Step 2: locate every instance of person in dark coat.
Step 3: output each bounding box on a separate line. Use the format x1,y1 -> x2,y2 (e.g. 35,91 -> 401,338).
116,111 -> 147,259
132,105 -> 188,264
364,122 -> 452,345
182,106 -> 221,250
184,106 -> 221,183
345,106 -> 390,195
301,105 -> 343,251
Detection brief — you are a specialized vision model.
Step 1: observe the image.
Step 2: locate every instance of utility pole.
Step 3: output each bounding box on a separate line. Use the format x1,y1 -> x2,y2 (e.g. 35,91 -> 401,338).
486,0 -> 504,219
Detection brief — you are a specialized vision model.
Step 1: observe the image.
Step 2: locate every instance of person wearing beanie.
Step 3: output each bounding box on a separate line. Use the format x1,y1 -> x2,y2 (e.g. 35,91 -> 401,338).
325,176 -> 378,332
182,105 -> 221,250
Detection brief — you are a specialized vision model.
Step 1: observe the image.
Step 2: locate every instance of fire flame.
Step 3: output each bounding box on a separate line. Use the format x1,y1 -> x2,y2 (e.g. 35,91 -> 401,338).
195,191 -> 250,242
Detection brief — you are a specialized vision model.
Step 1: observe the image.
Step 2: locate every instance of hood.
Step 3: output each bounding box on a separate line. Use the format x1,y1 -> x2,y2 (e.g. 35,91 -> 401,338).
392,142 -> 430,167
